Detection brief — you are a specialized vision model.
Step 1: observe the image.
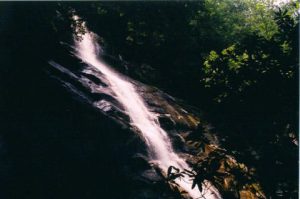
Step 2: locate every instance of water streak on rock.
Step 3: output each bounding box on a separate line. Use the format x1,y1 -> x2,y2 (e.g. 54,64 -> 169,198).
72,15 -> 221,199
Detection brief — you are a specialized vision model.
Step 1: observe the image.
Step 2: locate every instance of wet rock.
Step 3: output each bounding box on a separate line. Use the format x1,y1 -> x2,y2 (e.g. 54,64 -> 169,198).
168,181 -> 192,199
178,131 -> 192,139
131,189 -> 160,199
188,146 -> 266,199
185,140 -> 205,154
158,116 -> 175,130
239,190 -> 257,199
131,153 -> 152,171
172,134 -> 187,152
141,169 -> 164,183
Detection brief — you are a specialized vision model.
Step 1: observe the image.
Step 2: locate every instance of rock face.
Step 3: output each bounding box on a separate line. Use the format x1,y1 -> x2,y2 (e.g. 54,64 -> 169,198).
47,38 -> 266,199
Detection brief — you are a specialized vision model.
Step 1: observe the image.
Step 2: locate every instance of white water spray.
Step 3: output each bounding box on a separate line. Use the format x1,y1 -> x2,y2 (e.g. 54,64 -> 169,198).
73,16 -> 221,199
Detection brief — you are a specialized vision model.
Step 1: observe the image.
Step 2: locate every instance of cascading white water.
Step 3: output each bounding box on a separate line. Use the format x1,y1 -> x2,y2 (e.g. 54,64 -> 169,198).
73,16 -> 221,199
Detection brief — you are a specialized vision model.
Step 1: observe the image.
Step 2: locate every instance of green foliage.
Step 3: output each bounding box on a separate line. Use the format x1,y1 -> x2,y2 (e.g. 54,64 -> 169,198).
192,149 -> 266,199
168,147 -> 266,199
201,0 -> 278,42
199,3 -> 298,197
201,2 -> 298,103
202,44 -> 271,102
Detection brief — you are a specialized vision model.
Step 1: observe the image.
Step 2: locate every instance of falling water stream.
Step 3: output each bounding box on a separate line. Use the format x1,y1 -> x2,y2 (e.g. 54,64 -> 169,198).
71,16 -> 221,199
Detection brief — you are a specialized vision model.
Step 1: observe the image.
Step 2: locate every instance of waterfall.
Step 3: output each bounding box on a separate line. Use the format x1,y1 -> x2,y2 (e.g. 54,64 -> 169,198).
72,16 -> 221,199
